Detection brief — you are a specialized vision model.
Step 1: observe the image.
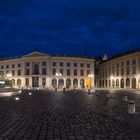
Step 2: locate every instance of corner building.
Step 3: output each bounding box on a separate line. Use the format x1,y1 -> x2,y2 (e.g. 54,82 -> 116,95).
95,50 -> 140,89
0,52 -> 95,89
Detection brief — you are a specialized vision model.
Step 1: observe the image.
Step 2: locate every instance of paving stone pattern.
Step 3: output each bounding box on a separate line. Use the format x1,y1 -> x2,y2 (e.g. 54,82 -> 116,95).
0,90 -> 139,140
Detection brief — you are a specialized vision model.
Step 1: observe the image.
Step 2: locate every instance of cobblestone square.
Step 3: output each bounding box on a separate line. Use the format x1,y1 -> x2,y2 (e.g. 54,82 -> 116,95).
0,90 -> 139,140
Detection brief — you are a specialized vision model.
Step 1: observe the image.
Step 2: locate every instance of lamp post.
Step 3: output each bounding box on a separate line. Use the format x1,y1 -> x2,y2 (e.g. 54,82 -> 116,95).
88,74 -> 94,89
56,73 -> 62,89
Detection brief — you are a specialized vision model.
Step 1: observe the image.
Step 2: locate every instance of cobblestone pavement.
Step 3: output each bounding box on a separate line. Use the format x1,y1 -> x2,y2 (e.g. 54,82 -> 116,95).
0,90 -> 139,140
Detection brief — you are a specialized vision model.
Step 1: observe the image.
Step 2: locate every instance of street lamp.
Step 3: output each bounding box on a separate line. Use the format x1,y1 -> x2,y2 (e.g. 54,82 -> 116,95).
7,73 -> 12,80
110,76 -> 114,80
88,74 -> 94,89
56,73 -> 62,89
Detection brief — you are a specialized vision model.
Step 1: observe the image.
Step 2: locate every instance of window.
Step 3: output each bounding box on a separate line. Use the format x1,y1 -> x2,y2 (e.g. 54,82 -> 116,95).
74,63 -> 77,67
26,69 -> 30,75
87,64 -> 90,68
6,70 -> 9,74
81,63 -> 84,67
67,63 -> 70,67
60,69 -> 63,75
1,65 -> 3,69
60,62 -> 63,67
132,59 -> 136,65
74,69 -> 77,76
121,62 -> 124,67
18,70 -> 21,76
117,69 -> 119,76
26,62 -> 30,67
6,65 -> 9,69
42,68 -> 46,75
25,78 -> 29,86
18,64 -> 21,68
33,64 -> 39,75
126,67 -> 130,75
67,69 -> 70,76
117,63 -> 119,68
42,62 -> 46,66
42,78 -> 46,86
126,61 -> 130,66
53,62 -> 56,66
12,64 -> 15,68
52,68 -> 56,75
87,70 -> 90,76
12,70 -> 15,76
132,66 -> 136,74
121,69 -> 124,76
80,70 -> 84,76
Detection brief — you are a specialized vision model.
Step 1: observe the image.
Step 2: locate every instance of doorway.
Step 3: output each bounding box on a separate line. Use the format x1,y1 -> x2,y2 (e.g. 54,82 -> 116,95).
32,77 -> 39,87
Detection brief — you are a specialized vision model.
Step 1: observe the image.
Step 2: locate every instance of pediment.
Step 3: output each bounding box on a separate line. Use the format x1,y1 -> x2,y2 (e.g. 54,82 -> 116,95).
23,51 -> 49,58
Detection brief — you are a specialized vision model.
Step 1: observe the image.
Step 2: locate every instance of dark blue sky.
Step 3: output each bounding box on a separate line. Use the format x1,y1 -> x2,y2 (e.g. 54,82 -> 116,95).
0,0 -> 140,58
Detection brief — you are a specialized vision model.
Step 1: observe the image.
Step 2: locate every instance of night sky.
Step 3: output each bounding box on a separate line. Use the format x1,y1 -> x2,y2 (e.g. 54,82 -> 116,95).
0,0 -> 140,58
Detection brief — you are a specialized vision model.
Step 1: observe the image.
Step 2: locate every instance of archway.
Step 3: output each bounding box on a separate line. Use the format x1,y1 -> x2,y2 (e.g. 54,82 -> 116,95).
66,78 -> 71,89
73,79 -> 78,88
80,79 -> 85,88
132,77 -> 136,89
59,78 -> 64,88
17,79 -> 21,88
116,79 -> 119,88
112,79 -> 115,88
52,78 -> 57,88
121,78 -> 124,88
11,79 -> 15,87
126,78 -> 130,88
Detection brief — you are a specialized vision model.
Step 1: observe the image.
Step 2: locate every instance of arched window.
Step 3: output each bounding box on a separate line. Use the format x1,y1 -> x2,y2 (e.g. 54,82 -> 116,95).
116,79 -> 119,87
66,78 -> 71,88
73,79 -> 78,88
121,78 -> 124,88
11,79 -> 15,87
52,78 -> 57,88
126,78 -> 130,88
17,79 -> 21,87
80,79 -> 85,88
112,79 -> 115,88
34,64 -> 39,75
132,77 -> 136,89
109,80 -> 111,87
59,79 -> 64,88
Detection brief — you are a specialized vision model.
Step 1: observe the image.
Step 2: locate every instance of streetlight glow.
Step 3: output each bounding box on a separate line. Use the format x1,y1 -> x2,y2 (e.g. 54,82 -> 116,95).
110,76 -> 115,80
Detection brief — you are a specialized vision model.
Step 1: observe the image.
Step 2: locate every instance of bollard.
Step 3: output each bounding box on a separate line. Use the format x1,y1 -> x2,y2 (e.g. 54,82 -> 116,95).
123,94 -> 128,102
88,89 -> 90,95
74,88 -> 76,93
63,88 -> 66,92
128,100 -> 135,114
55,87 -> 57,92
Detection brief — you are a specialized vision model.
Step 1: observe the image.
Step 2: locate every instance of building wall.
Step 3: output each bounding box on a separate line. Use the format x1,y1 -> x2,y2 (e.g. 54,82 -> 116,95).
0,53 -> 95,89
95,51 -> 140,89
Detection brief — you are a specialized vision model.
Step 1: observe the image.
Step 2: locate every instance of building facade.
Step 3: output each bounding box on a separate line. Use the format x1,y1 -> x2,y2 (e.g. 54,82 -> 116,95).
95,50 -> 140,89
0,52 -> 95,89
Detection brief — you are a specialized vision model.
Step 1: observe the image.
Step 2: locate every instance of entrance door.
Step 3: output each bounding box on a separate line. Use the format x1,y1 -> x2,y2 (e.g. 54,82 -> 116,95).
32,77 -> 39,87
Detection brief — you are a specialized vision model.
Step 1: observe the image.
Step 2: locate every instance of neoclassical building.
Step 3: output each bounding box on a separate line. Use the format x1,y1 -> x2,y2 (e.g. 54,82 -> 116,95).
0,51 -> 95,89
95,50 -> 140,89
